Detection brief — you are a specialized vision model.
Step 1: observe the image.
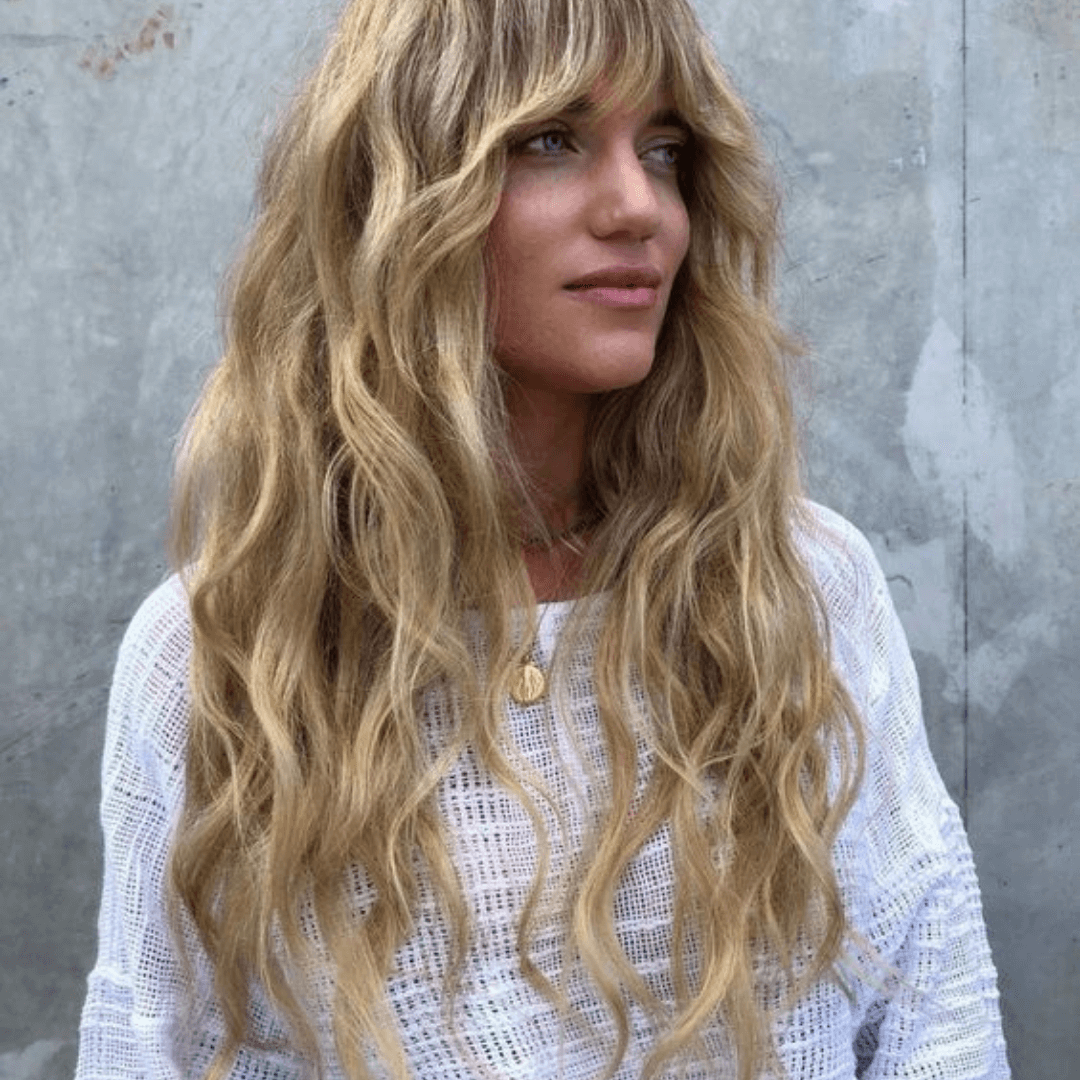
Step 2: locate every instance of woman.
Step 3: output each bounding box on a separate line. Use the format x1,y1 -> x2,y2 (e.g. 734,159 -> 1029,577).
77,0 -> 1009,1077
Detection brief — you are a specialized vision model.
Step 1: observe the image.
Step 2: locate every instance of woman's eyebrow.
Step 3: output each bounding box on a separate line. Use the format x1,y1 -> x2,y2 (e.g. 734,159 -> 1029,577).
647,108 -> 689,131
563,97 -> 593,117
560,99 -> 689,131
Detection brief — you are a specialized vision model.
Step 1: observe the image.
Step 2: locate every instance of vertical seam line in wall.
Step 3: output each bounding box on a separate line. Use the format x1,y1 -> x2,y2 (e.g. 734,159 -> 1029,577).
960,0 -> 971,827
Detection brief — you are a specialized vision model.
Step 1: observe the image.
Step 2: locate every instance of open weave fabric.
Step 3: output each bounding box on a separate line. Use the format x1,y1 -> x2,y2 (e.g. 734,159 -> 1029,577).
76,503 -> 1009,1079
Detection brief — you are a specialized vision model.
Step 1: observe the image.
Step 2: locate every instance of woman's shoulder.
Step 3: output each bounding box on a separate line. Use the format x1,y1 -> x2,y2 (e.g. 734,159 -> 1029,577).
792,499 -> 888,616
106,574 -> 193,796
112,574 -> 193,701
791,500 -> 901,714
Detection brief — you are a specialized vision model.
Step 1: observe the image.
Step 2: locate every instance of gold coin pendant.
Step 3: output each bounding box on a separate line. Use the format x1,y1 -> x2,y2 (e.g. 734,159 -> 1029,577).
510,661 -> 547,705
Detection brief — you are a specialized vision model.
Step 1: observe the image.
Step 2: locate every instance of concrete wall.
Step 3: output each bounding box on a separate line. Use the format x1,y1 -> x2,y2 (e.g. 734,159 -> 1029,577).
0,1 -> 1075,1077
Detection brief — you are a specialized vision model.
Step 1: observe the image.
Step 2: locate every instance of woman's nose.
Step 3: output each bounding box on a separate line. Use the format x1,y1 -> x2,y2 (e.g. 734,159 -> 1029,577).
588,148 -> 662,241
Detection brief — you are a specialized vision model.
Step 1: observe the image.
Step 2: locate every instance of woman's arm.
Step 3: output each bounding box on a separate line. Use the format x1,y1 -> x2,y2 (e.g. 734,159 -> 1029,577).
819,511 -> 1010,1079
76,577 -> 194,1080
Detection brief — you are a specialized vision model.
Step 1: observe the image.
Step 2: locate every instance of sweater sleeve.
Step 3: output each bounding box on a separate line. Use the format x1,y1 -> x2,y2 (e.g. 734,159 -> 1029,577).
76,578 -> 195,1080
817,516 -> 1010,1080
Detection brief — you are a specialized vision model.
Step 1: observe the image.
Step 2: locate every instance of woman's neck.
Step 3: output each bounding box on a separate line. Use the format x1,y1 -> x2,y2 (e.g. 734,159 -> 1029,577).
506,386 -> 592,602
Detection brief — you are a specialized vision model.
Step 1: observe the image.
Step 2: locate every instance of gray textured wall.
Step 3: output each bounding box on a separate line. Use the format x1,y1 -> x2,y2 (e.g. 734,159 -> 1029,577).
1,1 -> 1075,1077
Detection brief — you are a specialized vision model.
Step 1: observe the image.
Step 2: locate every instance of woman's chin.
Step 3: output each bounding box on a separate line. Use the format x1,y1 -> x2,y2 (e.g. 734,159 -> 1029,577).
501,351 -> 657,399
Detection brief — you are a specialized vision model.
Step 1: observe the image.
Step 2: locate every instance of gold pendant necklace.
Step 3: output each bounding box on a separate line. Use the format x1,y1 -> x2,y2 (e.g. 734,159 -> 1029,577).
511,507 -> 596,706
509,659 -> 547,705
509,590 -> 559,706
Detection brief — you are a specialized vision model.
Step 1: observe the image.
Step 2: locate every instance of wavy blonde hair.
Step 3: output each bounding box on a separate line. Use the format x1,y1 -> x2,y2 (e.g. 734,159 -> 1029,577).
169,0 -> 863,1077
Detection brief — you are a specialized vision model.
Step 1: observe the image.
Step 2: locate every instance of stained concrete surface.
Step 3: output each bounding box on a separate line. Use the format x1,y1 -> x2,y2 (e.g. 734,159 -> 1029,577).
1,1 -> 1076,1077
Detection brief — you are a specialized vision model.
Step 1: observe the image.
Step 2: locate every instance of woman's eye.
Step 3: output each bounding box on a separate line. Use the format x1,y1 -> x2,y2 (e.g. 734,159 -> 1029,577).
643,141 -> 683,170
521,129 -> 572,155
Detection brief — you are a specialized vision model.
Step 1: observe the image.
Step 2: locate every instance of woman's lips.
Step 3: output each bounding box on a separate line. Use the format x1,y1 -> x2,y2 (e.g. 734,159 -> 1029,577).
565,285 -> 659,309
564,266 -> 663,309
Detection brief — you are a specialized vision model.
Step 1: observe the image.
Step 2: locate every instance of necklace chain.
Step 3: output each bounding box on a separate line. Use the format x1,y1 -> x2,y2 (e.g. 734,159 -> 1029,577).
518,508 -> 601,550
510,508 -> 599,703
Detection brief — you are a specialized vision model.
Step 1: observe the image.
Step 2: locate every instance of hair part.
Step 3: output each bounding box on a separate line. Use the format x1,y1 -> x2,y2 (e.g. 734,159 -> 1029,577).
169,1 -> 864,1077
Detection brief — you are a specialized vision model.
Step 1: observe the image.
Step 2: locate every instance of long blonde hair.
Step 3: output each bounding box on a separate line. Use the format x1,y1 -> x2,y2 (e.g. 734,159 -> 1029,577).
169,0 -> 863,1077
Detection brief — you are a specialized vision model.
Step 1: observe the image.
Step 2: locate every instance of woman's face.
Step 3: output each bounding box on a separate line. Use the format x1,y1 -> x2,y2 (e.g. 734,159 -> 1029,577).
485,86 -> 691,399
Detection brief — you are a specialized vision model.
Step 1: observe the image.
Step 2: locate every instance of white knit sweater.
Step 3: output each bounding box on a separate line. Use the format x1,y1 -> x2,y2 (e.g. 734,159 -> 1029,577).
76,504 -> 1009,1079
